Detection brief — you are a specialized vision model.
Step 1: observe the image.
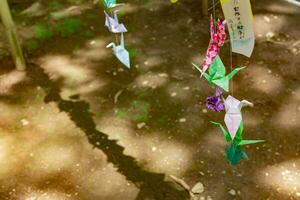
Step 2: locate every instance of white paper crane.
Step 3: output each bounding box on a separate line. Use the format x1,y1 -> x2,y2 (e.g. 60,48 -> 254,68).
224,95 -> 253,140
106,33 -> 130,68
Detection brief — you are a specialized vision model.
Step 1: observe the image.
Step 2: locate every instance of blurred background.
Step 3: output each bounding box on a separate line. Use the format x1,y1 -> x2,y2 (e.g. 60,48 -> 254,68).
0,0 -> 299,199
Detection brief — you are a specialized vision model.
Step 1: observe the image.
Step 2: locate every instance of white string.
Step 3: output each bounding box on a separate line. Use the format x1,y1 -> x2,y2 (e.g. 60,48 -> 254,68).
212,0 -> 216,32
110,9 -> 119,44
230,43 -> 233,96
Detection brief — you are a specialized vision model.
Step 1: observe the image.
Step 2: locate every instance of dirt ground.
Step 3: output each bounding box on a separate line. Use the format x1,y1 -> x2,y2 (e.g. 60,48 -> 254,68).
0,0 -> 299,199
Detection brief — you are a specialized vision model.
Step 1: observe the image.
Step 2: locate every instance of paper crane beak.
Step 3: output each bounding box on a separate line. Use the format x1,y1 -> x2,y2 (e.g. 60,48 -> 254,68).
240,100 -> 254,108
106,43 -> 114,48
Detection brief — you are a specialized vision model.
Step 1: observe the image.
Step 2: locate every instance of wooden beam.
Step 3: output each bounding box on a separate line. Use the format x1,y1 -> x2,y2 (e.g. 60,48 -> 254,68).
0,0 -> 26,70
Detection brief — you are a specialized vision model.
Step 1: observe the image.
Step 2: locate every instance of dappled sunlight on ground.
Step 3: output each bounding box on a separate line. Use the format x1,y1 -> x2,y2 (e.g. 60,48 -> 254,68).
0,70 -> 27,95
245,64 -> 283,95
273,86 -> 300,129
140,134 -> 193,175
74,38 -> 110,62
96,114 -> 193,176
243,110 -> 264,127
39,54 -> 108,98
0,134 -> 18,179
27,138 -> 81,176
130,71 -> 169,90
264,0 -> 300,14
20,189 -> 77,200
201,129 -> 226,154
0,0 -> 299,199
40,55 -> 92,84
75,164 -> 139,200
165,82 -> 194,103
257,159 -> 300,198
0,82 -> 139,199
254,14 -> 286,38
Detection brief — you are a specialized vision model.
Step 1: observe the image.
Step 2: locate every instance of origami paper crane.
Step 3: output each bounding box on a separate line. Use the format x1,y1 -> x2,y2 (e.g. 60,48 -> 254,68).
200,16 -> 226,75
211,121 -> 264,165
223,95 -> 253,140
104,10 -> 127,33
106,33 -> 130,68
211,121 -> 264,144
103,0 -> 117,8
206,87 -> 225,112
192,55 -> 245,92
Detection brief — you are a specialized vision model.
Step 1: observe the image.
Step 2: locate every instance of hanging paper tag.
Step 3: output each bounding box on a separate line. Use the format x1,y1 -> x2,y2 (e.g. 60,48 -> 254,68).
220,0 -> 255,57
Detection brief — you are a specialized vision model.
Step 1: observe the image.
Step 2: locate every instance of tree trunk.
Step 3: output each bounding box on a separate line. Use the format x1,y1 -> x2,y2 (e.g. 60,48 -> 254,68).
0,0 -> 26,70
202,0 -> 209,16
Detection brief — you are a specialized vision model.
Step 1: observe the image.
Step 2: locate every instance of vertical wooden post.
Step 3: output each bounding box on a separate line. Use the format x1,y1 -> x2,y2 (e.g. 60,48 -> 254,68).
0,0 -> 26,70
202,0 -> 209,16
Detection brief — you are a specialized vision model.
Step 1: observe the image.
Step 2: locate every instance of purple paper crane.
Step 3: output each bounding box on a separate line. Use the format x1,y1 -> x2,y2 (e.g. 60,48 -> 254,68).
206,87 -> 225,112
104,10 -> 127,33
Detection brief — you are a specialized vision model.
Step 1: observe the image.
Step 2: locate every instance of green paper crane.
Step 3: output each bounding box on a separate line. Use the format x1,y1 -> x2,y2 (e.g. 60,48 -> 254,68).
192,56 -> 245,92
211,121 -> 264,165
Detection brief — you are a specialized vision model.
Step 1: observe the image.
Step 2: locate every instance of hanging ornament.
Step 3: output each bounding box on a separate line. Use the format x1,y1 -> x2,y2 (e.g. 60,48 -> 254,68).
106,33 -> 130,68
201,15 -> 226,76
206,87 -> 225,112
104,10 -> 128,33
220,0 -> 255,57
211,121 -> 264,165
193,55 -> 245,92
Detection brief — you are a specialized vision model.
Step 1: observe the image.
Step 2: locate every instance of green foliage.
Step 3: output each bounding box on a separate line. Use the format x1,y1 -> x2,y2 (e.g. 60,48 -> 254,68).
131,100 -> 151,122
25,39 -> 39,50
115,108 -> 128,119
55,18 -> 82,37
127,47 -> 138,59
33,24 -> 54,40
48,1 -> 62,11
158,115 -> 170,125
67,0 -> 83,4
81,30 -> 96,38
143,0 -> 152,9
115,100 -> 151,123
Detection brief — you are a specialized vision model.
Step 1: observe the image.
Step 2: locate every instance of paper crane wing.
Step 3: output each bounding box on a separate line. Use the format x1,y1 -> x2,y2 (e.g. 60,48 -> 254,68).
238,140 -> 265,146
115,46 -> 130,68
211,66 -> 244,92
104,11 -> 127,33
208,55 -> 226,79
211,121 -> 232,142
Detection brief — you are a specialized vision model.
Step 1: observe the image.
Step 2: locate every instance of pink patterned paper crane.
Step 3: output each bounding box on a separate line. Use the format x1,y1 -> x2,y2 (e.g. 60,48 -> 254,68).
201,16 -> 226,76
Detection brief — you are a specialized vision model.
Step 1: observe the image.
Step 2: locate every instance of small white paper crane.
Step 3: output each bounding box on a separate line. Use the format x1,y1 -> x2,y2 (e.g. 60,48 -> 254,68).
104,10 -> 127,33
106,33 -> 130,68
224,95 -> 253,140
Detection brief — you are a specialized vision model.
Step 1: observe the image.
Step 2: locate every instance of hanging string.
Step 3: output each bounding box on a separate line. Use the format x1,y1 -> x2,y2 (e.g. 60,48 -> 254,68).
230,41 -> 233,96
211,0 -> 234,96
212,0 -> 217,32
110,9 -> 119,44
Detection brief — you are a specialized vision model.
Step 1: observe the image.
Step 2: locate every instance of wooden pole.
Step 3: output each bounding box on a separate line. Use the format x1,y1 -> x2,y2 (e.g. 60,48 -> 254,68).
202,0 -> 209,16
0,0 -> 26,70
